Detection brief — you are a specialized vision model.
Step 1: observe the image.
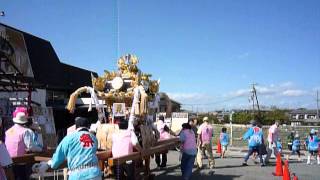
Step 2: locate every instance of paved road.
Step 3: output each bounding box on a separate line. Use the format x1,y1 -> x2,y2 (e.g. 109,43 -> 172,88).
150,150 -> 320,180
31,149 -> 319,180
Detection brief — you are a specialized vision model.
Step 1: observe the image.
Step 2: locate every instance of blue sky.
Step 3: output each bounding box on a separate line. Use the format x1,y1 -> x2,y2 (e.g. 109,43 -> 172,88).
1,0 -> 319,111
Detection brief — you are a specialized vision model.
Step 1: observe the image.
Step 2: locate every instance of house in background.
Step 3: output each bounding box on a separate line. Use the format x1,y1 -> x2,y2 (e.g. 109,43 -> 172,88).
289,109 -> 320,126
158,92 -> 181,117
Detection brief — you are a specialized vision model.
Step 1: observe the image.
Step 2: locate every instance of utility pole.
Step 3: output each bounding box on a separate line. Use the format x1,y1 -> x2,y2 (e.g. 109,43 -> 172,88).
251,83 -> 256,119
230,111 -> 234,146
250,83 -> 261,121
251,91 -> 255,118
253,85 -> 261,114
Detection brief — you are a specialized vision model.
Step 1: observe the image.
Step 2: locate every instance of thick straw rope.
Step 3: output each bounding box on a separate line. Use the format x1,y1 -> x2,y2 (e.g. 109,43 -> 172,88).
66,86 -> 88,113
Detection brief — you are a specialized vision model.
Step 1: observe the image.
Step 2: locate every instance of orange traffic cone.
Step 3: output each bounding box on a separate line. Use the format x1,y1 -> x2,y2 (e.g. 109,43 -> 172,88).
272,153 -> 283,176
292,173 -> 298,180
282,160 -> 291,180
216,139 -> 222,154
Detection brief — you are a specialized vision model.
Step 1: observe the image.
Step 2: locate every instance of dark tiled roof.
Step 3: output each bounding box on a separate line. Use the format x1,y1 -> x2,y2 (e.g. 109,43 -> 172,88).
171,99 -> 181,106
159,92 -> 181,105
1,23 -> 97,91
23,32 -> 64,89
289,109 -> 318,115
60,63 -> 97,91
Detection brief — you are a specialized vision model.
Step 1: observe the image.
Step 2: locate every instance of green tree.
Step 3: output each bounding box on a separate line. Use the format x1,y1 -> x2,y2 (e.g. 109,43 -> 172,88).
198,114 -> 220,124
233,112 -> 252,124
232,109 -> 289,125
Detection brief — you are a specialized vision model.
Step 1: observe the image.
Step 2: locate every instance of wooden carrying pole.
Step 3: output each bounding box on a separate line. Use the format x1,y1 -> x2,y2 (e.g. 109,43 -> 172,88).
108,138 -> 179,166
155,137 -> 179,146
12,150 -> 112,170
12,154 -> 36,164
108,152 -> 141,166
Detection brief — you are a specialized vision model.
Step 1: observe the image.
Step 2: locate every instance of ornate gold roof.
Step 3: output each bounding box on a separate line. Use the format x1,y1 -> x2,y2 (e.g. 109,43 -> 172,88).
91,54 -> 159,105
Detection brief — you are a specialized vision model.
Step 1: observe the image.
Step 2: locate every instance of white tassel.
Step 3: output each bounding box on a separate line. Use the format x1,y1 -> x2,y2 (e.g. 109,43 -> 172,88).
128,87 -> 140,130
87,87 -> 106,122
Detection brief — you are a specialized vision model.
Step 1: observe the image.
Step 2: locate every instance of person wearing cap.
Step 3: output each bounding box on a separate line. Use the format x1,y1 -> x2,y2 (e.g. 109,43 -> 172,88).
241,120 -> 265,166
196,116 -> 215,169
307,129 -> 320,165
34,117 -> 101,180
180,123 -> 197,180
5,107 -> 43,180
111,119 -> 143,180
265,120 -> 280,163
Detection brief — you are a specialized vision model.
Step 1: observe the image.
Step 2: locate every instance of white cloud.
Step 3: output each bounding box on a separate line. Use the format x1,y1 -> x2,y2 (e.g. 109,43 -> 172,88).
226,89 -> 250,97
312,86 -> 320,91
167,82 -> 316,111
237,52 -> 250,59
282,90 -> 307,97
255,86 -> 277,95
279,81 -> 294,88
225,82 -> 311,102
167,93 -> 207,101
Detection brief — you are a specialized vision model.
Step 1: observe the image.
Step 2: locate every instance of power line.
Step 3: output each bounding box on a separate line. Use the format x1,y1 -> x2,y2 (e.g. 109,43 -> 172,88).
317,90 -> 319,119
116,0 -> 120,58
114,0 -> 120,59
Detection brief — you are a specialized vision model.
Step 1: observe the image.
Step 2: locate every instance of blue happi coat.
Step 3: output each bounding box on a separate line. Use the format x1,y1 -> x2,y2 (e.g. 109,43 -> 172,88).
307,135 -> 319,151
220,133 -> 229,146
50,130 -> 101,180
292,139 -> 300,151
276,141 -> 282,151
243,126 -> 263,147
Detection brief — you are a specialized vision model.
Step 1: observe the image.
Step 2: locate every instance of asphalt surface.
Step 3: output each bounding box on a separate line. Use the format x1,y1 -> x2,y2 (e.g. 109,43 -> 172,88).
150,150 -> 320,180
31,149 -> 319,180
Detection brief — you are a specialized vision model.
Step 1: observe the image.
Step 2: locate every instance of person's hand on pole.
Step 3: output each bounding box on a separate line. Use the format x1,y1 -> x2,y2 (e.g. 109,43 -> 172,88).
32,161 -> 50,176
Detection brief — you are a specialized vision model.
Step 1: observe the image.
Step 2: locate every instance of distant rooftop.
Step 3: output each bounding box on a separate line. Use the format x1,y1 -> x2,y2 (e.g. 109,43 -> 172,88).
290,109 -> 318,114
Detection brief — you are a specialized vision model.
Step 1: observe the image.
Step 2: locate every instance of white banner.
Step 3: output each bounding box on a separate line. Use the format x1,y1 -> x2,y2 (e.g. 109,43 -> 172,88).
171,112 -> 188,135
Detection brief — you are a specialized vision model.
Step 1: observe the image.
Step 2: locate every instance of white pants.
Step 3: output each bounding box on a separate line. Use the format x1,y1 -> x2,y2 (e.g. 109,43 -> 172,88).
265,142 -> 278,163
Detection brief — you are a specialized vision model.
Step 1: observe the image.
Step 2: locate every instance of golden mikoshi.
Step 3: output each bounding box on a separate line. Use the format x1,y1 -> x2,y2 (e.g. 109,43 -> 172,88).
91,54 -> 160,107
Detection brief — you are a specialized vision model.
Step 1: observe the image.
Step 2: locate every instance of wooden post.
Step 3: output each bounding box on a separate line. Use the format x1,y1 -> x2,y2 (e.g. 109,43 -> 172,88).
144,156 -> 150,178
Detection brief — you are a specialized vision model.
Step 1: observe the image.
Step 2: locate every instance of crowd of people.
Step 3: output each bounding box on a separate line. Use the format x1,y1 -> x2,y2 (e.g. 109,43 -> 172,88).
1,107 -> 320,180
0,107 -> 144,180
177,117 -> 320,180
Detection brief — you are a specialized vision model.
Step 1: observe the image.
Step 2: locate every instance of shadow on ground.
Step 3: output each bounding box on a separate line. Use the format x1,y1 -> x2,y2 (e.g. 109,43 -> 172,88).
155,171 -> 242,180
152,165 -> 242,180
